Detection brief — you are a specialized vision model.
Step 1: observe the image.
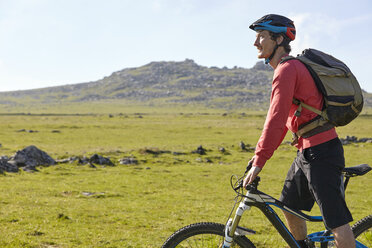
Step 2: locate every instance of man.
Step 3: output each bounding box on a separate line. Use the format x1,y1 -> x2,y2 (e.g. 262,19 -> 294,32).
242,14 -> 355,248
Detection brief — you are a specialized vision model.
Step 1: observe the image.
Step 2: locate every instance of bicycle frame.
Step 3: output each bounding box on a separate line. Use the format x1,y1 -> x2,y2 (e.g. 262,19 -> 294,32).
222,180 -> 368,248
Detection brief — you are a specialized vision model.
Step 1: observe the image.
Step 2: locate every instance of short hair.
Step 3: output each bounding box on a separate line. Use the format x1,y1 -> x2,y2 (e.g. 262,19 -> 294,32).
269,32 -> 292,54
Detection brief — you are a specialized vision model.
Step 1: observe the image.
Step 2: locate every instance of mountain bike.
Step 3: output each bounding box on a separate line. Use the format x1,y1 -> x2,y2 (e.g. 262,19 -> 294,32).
161,163 -> 371,248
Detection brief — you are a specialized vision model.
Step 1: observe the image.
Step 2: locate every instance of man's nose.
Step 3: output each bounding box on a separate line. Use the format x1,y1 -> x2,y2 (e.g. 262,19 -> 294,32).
253,37 -> 259,47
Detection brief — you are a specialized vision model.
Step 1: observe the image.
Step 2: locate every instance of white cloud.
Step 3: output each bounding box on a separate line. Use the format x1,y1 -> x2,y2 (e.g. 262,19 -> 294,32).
289,12 -> 372,55
289,13 -> 313,54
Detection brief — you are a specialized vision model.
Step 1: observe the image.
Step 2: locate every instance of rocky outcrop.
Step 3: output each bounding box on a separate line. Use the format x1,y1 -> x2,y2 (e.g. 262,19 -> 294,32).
0,59 -> 370,110
252,61 -> 273,71
10,145 -> 56,171
0,59 -> 273,109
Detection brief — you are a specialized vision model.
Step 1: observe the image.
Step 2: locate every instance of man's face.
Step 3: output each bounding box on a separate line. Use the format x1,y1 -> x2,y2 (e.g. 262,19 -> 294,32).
253,30 -> 276,59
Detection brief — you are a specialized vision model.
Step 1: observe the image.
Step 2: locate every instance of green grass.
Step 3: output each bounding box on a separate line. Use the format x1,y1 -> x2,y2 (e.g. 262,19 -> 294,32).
0,109 -> 371,247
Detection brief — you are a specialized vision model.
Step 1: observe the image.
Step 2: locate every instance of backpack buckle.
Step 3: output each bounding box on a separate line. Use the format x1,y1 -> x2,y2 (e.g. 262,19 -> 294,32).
291,132 -> 298,146
294,104 -> 302,117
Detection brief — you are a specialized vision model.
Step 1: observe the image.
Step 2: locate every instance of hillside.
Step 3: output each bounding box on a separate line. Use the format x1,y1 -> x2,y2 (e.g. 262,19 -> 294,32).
0,59 -> 371,111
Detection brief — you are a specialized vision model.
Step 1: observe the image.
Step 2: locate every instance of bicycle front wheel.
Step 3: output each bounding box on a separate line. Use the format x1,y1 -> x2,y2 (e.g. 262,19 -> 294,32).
351,215 -> 372,247
161,222 -> 256,248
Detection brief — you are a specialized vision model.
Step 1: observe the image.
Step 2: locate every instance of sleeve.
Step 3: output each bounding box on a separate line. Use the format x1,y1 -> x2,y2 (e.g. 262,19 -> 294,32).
253,62 -> 297,168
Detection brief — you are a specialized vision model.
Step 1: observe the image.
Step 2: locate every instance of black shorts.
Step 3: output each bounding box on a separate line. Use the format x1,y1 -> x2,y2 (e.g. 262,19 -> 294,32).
279,138 -> 353,230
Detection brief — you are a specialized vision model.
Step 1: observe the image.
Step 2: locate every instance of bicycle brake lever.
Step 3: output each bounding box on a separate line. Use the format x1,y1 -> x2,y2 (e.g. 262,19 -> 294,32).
244,159 -> 254,174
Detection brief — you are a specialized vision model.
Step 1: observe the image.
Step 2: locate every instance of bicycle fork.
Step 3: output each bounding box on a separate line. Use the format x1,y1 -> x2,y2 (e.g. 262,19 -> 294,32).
222,200 -> 254,248
222,195 -> 301,248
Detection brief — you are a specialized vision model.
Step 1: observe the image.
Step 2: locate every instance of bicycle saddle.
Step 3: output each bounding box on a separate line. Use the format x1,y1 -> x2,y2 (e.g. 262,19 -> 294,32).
343,164 -> 371,176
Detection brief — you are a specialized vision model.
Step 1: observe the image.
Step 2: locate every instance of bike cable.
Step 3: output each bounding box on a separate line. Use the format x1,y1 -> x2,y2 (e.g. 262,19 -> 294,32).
224,174 -> 245,228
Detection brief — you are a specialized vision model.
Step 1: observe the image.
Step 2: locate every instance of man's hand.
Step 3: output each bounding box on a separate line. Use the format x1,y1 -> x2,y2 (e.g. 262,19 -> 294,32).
243,166 -> 262,188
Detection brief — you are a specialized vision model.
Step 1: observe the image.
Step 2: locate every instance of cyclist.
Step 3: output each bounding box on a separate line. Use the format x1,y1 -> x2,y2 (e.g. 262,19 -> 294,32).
243,14 -> 355,248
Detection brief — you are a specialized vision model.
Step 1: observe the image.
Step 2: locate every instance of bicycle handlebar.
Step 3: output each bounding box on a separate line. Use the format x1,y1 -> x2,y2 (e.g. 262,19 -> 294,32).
246,176 -> 260,191
232,176 -> 261,192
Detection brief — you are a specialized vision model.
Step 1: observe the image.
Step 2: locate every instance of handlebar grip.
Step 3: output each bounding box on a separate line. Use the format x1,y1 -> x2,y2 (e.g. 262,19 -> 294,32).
245,176 -> 260,191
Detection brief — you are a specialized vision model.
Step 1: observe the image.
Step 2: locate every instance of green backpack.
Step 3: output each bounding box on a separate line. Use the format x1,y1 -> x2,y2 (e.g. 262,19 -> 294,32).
282,49 -> 364,138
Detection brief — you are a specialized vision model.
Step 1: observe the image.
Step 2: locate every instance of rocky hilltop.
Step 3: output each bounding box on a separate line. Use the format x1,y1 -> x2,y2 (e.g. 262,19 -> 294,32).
0,59 -> 371,110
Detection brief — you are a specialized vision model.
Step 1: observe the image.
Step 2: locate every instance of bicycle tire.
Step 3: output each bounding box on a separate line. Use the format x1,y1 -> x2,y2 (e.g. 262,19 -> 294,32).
351,215 -> 372,247
161,222 -> 256,248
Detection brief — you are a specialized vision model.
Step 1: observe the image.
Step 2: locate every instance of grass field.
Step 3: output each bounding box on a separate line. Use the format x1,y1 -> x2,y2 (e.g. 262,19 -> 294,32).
0,107 -> 371,247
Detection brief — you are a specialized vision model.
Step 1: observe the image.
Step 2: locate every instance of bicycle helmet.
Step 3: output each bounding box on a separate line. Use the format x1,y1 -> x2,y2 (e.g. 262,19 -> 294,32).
250,14 -> 296,64
249,14 -> 296,41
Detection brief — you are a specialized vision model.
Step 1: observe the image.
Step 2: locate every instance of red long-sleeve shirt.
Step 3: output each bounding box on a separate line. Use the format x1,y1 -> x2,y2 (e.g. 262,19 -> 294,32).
254,58 -> 337,168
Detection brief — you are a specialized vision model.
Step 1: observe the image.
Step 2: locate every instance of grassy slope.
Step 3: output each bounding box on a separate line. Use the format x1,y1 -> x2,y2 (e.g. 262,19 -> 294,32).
0,106 -> 371,247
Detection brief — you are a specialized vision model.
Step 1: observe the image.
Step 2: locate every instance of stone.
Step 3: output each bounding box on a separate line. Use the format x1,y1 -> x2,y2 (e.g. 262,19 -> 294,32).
119,157 -> 138,165
192,145 -> 206,155
239,141 -> 246,150
340,136 -> 372,145
89,154 -> 114,166
10,145 -> 56,168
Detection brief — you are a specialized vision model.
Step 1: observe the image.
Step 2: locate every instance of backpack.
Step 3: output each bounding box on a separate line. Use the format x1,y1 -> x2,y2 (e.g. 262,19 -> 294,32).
281,48 -> 364,138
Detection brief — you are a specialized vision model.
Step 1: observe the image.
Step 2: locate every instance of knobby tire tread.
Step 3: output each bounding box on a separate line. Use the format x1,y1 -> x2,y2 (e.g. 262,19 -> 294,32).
161,222 -> 255,248
351,215 -> 372,237
351,215 -> 372,236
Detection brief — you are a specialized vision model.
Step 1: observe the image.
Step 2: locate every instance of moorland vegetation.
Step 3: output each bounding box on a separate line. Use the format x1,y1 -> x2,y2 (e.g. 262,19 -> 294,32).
0,60 -> 371,247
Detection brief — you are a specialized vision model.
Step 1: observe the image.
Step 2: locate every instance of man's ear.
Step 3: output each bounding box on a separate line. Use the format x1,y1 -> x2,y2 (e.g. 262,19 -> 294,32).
276,35 -> 284,45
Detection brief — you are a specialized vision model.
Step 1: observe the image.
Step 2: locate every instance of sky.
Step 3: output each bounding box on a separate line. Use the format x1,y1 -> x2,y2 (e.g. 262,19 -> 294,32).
0,0 -> 372,93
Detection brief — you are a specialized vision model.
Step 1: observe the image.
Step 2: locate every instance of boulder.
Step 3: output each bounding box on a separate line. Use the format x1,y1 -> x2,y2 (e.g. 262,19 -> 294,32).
10,145 -> 56,169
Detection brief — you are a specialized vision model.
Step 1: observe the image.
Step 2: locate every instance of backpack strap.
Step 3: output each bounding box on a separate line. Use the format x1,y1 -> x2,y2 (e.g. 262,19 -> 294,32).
296,117 -> 333,138
280,55 -> 295,63
284,57 -> 328,119
293,98 -> 328,120
292,98 -> 333,138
